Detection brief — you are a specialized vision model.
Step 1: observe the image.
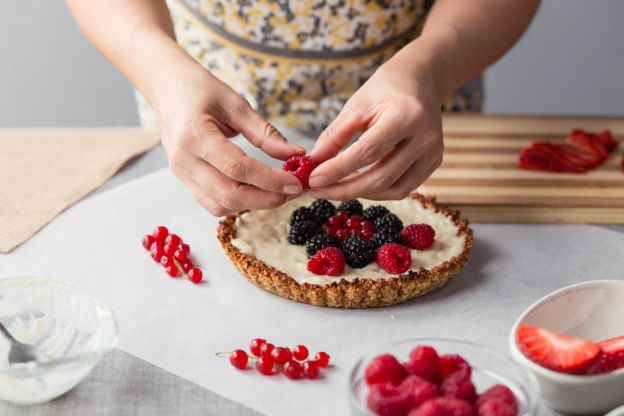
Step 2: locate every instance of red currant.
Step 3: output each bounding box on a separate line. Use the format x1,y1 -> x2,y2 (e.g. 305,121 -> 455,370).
255,357 -> 274,376
303,361 -> 320,379
260,343 -> 275,359
315,352 -> 330,368
163,243 -> 176,257
179,243 -> 190,253
152,226 -> 169,242
249,338 -> 266,357
361,229 -> 374,240
229,349 -> 248,370
150,244 -> 165,263
293,345 -> 309,361
142,235 -> 156,250
188,268 -> 203,284
348,228 -> 361,236
165,234 -> 181,247
323,226 -> 338,236
174,249 -> 188,263
361,220 -> 374,230
336,229 -> 348,243
181,261 -> 194,273
166,265 -> 179,277
271,347 -> 292,365
345,215 -> 362,230
283,360 -> 302,379
160,256 -> 175,268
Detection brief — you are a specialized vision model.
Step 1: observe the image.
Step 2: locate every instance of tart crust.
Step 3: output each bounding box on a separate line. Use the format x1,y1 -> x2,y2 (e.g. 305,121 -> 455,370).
217,194 -> 473,308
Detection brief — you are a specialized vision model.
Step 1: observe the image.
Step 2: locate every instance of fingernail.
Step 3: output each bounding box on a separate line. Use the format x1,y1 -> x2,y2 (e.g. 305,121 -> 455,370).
309,176 -> 329,188
283,184 -> 302,195
308,189 -> 326,199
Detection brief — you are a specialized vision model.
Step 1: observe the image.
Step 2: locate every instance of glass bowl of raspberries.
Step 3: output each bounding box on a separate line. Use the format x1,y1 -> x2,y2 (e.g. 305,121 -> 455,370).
349,338 -> 538,416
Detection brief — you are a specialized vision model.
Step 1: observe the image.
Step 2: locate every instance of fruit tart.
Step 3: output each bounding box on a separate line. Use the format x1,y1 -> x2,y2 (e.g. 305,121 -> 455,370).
217,194 -> 473,308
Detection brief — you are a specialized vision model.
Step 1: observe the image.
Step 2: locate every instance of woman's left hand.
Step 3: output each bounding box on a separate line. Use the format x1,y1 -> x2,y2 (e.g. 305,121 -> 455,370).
307,63 -> 444,201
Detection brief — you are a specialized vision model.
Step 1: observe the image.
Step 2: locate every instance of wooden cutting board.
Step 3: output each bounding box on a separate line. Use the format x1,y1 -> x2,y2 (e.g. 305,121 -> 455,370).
419,115 -> 624,224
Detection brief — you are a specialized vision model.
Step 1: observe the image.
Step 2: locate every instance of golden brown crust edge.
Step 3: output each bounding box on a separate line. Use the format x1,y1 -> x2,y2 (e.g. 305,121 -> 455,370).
217,194 -> 474,309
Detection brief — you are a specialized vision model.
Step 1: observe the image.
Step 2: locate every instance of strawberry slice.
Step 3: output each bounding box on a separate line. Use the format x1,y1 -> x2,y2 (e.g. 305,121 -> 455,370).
567,129 -> 610,159
591,335 -> 624,374
594,130 -> 619,153
519,146 -> 586,173
516,324 -> 601,374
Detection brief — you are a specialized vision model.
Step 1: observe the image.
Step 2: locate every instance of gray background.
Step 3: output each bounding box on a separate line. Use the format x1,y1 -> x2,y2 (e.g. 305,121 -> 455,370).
1,0 -> 624,127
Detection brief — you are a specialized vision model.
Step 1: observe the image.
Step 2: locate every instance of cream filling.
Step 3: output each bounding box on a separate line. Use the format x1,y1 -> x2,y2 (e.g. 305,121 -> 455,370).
231,195 -> 466,286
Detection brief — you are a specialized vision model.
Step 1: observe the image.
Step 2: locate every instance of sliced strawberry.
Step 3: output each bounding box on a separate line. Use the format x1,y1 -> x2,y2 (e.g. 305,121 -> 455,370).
516,324 -> 601,374
519,147 -> 586,173
531,143 -> 592,172
594,130 -> 619,153
554,143 -> 604,169
591,335 -> 624,374
567,129 -> 610,159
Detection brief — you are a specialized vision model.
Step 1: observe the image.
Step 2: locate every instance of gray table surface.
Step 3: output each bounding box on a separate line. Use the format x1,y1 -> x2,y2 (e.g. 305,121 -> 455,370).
1,145 -> 622,416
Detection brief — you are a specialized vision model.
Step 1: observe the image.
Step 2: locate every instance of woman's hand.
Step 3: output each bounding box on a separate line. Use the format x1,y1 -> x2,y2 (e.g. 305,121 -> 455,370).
153,67 -> 306,216
307,62 -> 444,201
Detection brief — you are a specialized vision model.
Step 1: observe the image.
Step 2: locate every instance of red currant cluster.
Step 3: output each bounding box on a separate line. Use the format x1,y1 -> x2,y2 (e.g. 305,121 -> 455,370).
142,226 -> 203,284
325,211 -> 374,242
221,338 -> 331,380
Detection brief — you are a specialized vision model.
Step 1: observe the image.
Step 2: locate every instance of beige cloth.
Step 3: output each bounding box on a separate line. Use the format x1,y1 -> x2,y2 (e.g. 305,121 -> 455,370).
0,129 -> 160,253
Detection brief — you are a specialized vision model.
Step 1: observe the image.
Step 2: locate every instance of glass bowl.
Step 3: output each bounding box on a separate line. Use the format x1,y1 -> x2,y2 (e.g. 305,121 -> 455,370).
350,338 -> 538,416
0,277 -> 119,405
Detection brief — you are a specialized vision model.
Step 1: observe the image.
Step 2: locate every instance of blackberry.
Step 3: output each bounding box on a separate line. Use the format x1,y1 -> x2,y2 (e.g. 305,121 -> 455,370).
305,234 -> 341,258
370,231 -> 402,249
342,235 -> 375,268
288,221 -> 321,245
337,200 -> 363,216
290,206 -> 316,226
309,199 -> 336,223
362,205 -> 390,222
374,213 -> 403,234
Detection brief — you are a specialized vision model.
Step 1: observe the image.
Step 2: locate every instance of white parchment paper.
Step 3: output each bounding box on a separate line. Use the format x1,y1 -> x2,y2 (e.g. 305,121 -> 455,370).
1,136 -> 623,416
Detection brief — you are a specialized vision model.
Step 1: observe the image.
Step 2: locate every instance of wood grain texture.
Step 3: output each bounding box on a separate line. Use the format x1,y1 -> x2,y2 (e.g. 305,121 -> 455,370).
420,115 -> 624,223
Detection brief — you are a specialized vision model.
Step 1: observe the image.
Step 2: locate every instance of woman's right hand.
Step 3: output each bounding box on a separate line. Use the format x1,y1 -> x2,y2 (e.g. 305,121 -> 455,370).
152,67 -> 306,216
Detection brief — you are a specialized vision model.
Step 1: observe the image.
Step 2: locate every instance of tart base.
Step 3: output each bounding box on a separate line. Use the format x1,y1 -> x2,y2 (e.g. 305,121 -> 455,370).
217,194 -> 473,309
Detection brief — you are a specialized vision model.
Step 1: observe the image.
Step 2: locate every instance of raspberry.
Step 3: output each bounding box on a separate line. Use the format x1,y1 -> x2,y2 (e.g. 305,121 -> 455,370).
336,229 -> 349,243
476,385 -> 518,411
406,346 -> 441,384
363,205 -> 390,222
305,234 -> 341,258
309,199 -> 336,223
345,215 -> 362,230
375,213 -> 404,234
399,375 -> 439,407
476,400 -> 517,416
440,355 -> 471,379
365,354 -> 408,386
440,369 -> 476,403
283,155 -> 314,189
288,220 -> 321,245
337,200 -> 363,216
370,230 -> 402,249
290,206 -> 316,226
367,383 -> 414,416
307,247 -> 345,276
376,243 -> 412,274
402,224 -> 436,250
408,397 -> 473,416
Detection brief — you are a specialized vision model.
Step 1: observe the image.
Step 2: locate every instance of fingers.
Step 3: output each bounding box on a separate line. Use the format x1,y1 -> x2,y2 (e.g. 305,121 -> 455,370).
308,138 -> 414,200
308,109 -> 367,166
180,154 -> 292,216
224,97 -> 305,160
181,121 -> 303,195
309,113 -> 410,188
365,152 -> 443,200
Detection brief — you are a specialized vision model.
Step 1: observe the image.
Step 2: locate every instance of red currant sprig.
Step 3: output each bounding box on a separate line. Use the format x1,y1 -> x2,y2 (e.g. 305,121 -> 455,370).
142,226 -> 204,284
217,339 -> 331,380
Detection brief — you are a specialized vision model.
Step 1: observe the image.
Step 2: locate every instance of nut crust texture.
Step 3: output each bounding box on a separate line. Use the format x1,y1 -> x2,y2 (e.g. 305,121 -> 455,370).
217,194 -> 473,309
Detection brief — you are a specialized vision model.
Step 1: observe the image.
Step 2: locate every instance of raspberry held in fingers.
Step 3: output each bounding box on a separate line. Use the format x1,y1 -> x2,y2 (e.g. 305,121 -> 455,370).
283,155 -> 314,189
